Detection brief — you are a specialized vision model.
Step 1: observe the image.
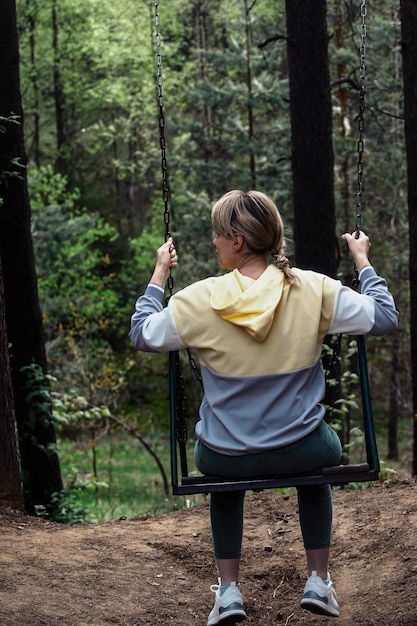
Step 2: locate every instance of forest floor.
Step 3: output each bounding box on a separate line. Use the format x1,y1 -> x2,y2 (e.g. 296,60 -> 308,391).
1,479 -> 417,626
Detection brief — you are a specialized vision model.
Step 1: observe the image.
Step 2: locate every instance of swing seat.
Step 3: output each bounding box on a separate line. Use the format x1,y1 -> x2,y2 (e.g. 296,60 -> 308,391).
172,463 -> 378,495
169,336 -> 380,496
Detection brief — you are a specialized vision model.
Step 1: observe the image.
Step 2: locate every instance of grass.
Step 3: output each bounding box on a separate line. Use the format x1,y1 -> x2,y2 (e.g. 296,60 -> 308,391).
57,409 -> 413,523
58,431 -> 207,522
374,411 -> 413,479
332,406 -> 413,487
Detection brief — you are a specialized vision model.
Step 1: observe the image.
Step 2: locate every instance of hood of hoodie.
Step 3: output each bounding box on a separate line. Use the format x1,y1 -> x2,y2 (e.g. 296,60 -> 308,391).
210,264 -> 285,342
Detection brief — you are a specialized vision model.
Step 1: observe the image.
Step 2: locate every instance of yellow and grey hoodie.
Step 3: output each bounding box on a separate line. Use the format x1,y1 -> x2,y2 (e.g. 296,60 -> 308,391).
129,265 -> 398,455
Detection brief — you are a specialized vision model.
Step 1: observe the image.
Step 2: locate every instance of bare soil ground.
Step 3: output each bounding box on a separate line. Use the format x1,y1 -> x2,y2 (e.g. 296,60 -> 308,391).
1,480 -> 417,626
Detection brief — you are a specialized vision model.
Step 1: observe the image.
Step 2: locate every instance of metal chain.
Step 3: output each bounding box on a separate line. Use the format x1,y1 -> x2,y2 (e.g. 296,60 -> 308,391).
153,1 -> 173,295
153,3 -> 203,450
174,353 -> 188,443
187,349 -> 204,388
352,0 -> 367,289
355,0 -> 367,237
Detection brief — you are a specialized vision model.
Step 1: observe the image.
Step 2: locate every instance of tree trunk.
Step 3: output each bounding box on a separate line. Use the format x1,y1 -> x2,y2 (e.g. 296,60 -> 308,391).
243,0 -> 256,189
386,11 -> 404,462
285,0 -> 337,277
195,0 -> 213,164
0,256 -> 24,511
28,0 -> 41,169
285,0 -> 341,435
333,0 -> 354,241
0,0 -> 63,513
387,328 -> 400,460
400,0 -> 417,476
52,0 -> 67,174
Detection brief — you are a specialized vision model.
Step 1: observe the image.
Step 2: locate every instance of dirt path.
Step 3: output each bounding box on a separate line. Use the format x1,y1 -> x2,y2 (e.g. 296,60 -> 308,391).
1,480 -> 416,625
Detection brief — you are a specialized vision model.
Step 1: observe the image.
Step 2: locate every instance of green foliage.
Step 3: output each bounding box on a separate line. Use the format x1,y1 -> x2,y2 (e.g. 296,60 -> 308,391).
378,459 -> 398,483
0,114 -> 26,185
30,169 -> 142,413
0,157 -> 25,184
34,202 -> 128,348
0,113 -> 21,133
129,216 -> 164,278
51,383 -> 172,503
29,165 -> 80,213
19,364 -> 57,457
18,364 -> 62,510
35,468 -> 103,524
51,390 -> 111,432
18,0 -> 159,227
341,427 -> 398,490
57,433 -> 203,521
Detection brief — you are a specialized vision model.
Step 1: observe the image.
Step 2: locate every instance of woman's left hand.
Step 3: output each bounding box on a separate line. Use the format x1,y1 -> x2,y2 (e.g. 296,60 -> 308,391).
150,237 -> 178,287
156,237 -> 178,269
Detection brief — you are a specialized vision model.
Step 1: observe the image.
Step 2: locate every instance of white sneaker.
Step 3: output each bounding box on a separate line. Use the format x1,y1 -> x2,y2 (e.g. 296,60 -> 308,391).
300,571 -> 339,617
207,579 -> 246,625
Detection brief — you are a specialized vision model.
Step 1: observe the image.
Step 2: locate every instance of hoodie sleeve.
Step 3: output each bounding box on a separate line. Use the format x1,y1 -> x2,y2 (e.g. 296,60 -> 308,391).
328,266 -> 399,336
129,283 -> 187,352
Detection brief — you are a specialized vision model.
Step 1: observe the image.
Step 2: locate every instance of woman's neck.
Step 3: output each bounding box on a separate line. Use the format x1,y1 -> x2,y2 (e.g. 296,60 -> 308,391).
235,254 -> 268,279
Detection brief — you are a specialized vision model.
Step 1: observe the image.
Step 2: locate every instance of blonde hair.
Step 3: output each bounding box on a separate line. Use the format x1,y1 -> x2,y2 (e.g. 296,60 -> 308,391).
211,190 -> 298,284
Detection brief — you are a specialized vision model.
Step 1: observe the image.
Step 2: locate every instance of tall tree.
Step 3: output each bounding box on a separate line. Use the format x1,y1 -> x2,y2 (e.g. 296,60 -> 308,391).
400,0 -> 417,475
0,0 -> 63,513
51,0 -> 67,176
285,0 -> 341,437
243,0 -> 256,189
285,0 -> 337,277
0,254 -> 24,511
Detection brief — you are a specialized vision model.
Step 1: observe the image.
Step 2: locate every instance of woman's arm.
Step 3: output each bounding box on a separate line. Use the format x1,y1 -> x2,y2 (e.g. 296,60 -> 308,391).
129,238 -> 186,352
328,232 -> 399,336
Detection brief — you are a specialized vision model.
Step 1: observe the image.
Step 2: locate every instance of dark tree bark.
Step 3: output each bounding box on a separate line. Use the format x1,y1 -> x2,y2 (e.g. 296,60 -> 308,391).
400,0 -> 417,476
243,0 -> 256,189
28,0 -> 41,168
285,1 -> 341,438
387,328 -> 400,460
0,0 -> 63,513
333,0 -> 354,239
52,0 -> 67,175
0,256 -> 24,511
285,0 -> 337,278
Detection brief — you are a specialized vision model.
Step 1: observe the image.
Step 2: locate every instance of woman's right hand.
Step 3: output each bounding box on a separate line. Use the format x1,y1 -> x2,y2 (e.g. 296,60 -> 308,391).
341,230 -> 371,272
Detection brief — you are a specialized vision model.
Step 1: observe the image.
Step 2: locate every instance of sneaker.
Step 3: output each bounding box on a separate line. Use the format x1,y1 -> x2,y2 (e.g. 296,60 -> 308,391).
207,579 -> 246,625
300,571 -> 339,617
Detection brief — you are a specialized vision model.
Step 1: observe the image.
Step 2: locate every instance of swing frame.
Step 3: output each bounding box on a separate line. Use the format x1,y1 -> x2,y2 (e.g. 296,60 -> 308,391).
153,1 -> 380,495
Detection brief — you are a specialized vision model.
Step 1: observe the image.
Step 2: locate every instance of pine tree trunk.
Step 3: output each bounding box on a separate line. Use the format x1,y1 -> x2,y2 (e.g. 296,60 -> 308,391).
0,0 -> 63,513
0,256 -> 24,511
244,0 -> 256,189
285,1 -> 341,433
400,0 -> 417,476
387,329 -> 400,460
52,0 -> 67,174
28,0 -> 41,169
333,0 -> 354,240
285,0 -> 337,277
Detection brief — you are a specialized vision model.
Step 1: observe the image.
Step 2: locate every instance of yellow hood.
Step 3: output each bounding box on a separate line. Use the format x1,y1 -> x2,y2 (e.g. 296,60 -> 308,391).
210,265 -> 284,342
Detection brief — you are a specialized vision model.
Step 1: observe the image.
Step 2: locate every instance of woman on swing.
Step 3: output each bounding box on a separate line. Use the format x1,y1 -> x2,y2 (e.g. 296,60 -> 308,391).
129,189 -> 398,624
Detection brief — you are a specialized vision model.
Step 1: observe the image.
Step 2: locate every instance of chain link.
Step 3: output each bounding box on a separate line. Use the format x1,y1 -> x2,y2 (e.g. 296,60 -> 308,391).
187,349 -> 204,388
174,352 -> 188,443
356,0 -> 367,237
154,1 -> 173,294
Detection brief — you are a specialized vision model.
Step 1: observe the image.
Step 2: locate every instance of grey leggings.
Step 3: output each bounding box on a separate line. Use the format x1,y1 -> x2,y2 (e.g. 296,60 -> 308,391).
194,421 -> 342,558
